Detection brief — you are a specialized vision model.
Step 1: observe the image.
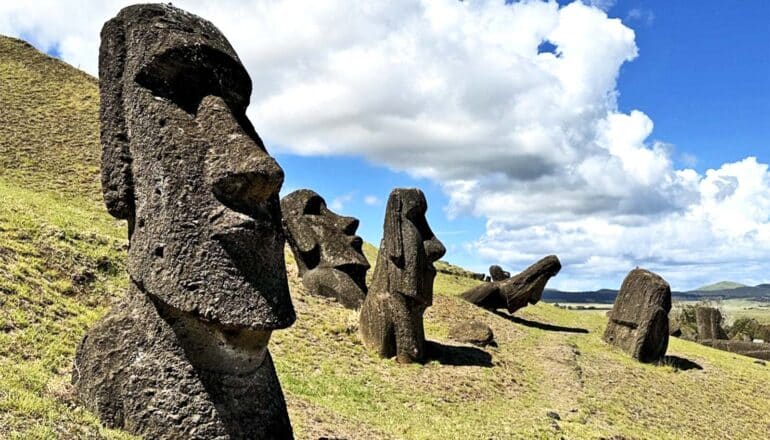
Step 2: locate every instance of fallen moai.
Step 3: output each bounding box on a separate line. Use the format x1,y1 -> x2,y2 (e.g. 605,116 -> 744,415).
73,4 -> 295,438
460,256 -> 561,314
282,189 -> 370,309
359,188 -> 446,363
603,268 -> 671,363
489,264 -> 511,281
695,306 -> 728,340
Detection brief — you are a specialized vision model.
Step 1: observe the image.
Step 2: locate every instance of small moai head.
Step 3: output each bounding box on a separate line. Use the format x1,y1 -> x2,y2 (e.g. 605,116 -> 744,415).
281,189 -> 370,305
379,188 -> 446,305
99,4 -> 294,331
489,265 -> 510,282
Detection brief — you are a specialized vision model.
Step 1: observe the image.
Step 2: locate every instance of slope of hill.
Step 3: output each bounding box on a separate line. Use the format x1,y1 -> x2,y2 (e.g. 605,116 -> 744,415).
1,35 -> 769,439
694,281 -> 748,291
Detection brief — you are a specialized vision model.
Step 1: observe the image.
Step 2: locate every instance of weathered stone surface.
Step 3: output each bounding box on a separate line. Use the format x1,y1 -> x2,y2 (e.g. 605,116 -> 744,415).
448,320 -> 494,346
460,256 -> 561,314
603,269 -> 671,363
281,189 -> 369,309
489,265 -> 510,281
359,188 -> 446,363
695,306 -> 728,340
700,339 -> 770,361
74,4 -> 295,438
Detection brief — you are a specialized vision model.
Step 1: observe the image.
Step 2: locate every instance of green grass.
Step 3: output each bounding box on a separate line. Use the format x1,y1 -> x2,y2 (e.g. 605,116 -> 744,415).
2,34 -> 770,439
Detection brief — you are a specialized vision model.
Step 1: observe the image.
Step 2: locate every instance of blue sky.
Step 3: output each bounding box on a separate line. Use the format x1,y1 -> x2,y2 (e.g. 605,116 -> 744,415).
2,0 -> 768,290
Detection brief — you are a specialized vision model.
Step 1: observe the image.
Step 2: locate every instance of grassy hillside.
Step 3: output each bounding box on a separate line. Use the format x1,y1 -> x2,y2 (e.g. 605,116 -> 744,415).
1,35 -> 770,439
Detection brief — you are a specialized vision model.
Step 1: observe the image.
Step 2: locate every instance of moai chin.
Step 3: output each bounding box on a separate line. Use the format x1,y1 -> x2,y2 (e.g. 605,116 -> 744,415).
359,188 -> 446,363
73,4 -> 295,439
603,268 -> 671,363
281,189 -> 370,309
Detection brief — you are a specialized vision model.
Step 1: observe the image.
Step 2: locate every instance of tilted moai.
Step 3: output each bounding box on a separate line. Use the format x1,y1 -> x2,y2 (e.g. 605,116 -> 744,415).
73,5 -> 296,438
603,268 -> 671,363
695,306 -> 728,340
359,189 -> 446,363
489,264 -> 510,281
461,256 -> 561,314
281,189 -> 370,309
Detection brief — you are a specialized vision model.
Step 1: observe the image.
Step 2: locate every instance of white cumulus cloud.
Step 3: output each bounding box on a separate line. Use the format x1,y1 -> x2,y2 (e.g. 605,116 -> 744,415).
1,0 -> 768,289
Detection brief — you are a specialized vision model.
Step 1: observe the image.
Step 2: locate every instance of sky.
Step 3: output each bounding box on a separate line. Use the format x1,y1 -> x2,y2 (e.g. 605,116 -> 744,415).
1,0 -> 768,291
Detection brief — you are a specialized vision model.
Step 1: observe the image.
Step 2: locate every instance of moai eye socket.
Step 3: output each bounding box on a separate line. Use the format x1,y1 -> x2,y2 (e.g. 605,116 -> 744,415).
302,195 -> 325,215
135,46 -> 251,114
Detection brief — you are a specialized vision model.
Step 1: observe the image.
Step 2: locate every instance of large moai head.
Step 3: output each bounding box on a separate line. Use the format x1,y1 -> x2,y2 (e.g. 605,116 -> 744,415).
603,268 -> 672,363
376,188 -> 446,304
100,3 -> 294,330
281,189 -> 370,308
489,265 -> 510,282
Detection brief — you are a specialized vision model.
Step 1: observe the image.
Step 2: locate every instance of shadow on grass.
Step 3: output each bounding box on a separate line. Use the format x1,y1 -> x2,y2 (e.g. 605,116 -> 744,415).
424,341 -> 493,367
659,355 -> 703,371
491,310 -> 589,334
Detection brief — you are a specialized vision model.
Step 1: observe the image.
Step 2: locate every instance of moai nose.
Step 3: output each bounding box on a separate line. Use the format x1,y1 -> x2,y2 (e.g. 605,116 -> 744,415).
198,95 -> 284,212
424,237 -> 446,263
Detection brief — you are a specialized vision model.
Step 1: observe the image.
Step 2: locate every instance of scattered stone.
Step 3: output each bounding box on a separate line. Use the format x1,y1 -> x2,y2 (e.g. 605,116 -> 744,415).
448,320 -> 494,346
695,306 -> 728,340
282,189 -> 370,309
755,360 -> 766,366
460,256 -> 561,314
603,268 -> 671,363
471,272 -> 486,281
359,189 -> 446,363
73,5 -> 295,438
489,265 -> 510,281
71,269 -> 95,285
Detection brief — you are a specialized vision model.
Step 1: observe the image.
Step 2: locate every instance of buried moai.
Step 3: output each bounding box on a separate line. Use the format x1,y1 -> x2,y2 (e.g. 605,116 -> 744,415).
489,264 -> 510,281
281,189 -> 370,309
73,4 -> 295,439
359,188 -> 446,363
603,268 -> 671,363
460,256 -> 561,314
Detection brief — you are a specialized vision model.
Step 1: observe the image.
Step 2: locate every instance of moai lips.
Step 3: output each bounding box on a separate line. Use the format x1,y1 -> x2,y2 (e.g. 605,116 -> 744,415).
74,4 -> 295,438
359,188 -> 446,363
281,189 -> 370,309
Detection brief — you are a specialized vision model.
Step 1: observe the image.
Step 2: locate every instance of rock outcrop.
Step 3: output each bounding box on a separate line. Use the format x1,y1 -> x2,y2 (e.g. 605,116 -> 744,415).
695,306 -> 728,340
282,189 -> 370,309
603,268 -> 671,363
460,256 -> 561,314
449,320 -> 495,346
73,5 -> 295,438
359,188 -> 445,363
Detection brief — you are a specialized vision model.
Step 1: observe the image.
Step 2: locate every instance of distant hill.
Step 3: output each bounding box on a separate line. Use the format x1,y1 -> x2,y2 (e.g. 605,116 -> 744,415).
542,284 -> 770,304
694,281 -> 747,291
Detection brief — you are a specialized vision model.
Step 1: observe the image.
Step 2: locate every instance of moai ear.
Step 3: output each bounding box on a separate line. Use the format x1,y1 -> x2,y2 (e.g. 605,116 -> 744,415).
385,192 -> 404,266
99,17 -> 135,224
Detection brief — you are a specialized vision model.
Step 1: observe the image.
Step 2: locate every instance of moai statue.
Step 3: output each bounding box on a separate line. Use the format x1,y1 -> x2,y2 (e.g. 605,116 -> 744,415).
603,268 -> 671,363
461,256 -> 561,314
73,5 -> 295,439
695,306 -> 728,340
281,189 -> 370,309
359,189 -> 446,363
489,265 -> 510,281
